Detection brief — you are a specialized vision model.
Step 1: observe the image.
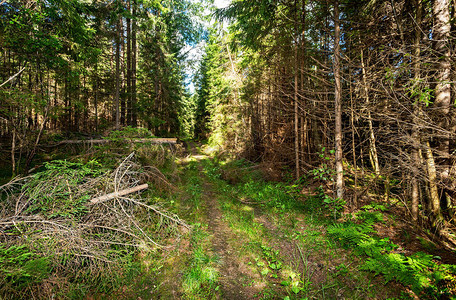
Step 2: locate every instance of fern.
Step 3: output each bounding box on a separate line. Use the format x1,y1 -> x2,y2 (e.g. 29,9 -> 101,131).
329,214 -> 456,298
327,222 -> 373,248
355,211 -> 385,224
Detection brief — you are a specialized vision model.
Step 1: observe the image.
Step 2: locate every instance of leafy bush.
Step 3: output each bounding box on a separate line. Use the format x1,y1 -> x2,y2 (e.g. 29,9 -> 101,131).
315,186 -> 345,219
308,147 -> 336,182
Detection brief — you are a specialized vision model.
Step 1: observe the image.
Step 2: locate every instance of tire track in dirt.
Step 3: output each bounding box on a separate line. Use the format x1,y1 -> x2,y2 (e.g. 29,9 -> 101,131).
185,140 -> 262,300
203,183 -> 261,299
186,143 -> 262,298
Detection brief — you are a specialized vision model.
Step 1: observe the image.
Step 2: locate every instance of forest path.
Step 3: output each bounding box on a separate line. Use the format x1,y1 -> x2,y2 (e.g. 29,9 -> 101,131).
202,175 -> 260,299
157,142 -> 405,299
187,142 -> 260,298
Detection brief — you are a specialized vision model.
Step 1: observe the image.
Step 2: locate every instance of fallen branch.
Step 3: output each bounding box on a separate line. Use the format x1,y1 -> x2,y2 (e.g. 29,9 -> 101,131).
0,138 -> 178,149
56,138 -> 177,145
88,184 -> 149,205
120,196 -> 190,229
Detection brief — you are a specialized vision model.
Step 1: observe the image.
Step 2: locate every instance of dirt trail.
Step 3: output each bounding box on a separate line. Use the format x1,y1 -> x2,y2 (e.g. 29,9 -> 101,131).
204,185 -> 259,299
185,142 -> 259,299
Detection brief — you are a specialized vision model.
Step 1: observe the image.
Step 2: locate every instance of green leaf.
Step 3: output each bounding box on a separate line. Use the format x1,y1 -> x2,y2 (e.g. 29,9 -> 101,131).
260,268 -> 269,276
291,285 -> 301,294
280,280 -> 291,286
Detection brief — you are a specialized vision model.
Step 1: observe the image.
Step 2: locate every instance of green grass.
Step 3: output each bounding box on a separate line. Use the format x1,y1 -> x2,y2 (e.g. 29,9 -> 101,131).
202,158 -> 417,299
182,225 -> 220,299
180,155 -> 456,299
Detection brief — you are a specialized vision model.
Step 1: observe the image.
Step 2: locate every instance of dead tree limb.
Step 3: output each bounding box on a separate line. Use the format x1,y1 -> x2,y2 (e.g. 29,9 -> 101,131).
0,64 -> 27,88
88,184 -> 148,205
56,138 -> 177,145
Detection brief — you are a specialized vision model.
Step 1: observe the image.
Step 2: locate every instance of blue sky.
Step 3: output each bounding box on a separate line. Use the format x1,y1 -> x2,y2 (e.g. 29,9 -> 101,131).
184,0 -> 230,94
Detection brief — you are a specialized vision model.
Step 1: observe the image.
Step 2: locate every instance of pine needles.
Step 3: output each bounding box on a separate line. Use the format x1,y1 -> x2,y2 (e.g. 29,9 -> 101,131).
0,153 -> 187,298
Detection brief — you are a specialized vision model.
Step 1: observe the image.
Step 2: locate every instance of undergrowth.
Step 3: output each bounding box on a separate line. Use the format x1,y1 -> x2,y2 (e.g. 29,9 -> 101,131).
182,225 -> 219,299
215,157 -> 456,298
0,137 -> 183,299
328,205 -> 456,298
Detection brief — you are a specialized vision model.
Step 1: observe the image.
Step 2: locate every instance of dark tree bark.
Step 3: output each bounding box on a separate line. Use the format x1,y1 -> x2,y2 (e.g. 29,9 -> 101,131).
114,13 -> 121,130
131,0 -> 137,127
126,0 -> 132,125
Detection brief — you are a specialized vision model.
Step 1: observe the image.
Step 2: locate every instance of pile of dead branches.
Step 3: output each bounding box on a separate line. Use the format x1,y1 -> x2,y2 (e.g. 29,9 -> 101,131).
0,152 -> 188,297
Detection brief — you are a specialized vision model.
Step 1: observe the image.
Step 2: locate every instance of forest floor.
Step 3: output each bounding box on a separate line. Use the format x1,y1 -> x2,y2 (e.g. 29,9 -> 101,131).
138,143 -> 409,299
2,140 -> 455,299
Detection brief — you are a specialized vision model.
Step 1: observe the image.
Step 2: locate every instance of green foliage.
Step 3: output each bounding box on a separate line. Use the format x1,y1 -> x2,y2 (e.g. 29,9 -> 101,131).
236,180 -> 300,213
0,245 -> 51,289
406,78 -> 433,107
186,176 -> 202,207
24,159 -> 105,218
194,28 -> 247,149
183,161 -> 203,208
324,197 -> 346,220
183,226 -> 219,298
216,0 -> 279,51
315,186 -> 345,219
327,222 -> 374,249
355,210 -> 385,224
260,245 -> 282,273
361,252 -> 456,298
201,159 -> 222,180
309,148 -> 336,182
309,165 -> 335,182
361,203 -> 387,212
328,214 -> 456,298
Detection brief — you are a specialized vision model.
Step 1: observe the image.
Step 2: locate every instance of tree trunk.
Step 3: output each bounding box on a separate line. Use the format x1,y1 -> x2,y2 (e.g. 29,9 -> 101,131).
114,14 -> 121,130
120,18 -> 126,126
294,1 -> 300,180
334,0 -> 344,200
424,0 -> 451,223
411,0 -> 423,222
360,48 -> 380,176
349,66 -> 358,208
131,0 -> 137,127
425,142 -> 444,224
126,0 -> 132,126
11,129 -> 16,177
433,0 -> 451,137
94,63 -> 99,132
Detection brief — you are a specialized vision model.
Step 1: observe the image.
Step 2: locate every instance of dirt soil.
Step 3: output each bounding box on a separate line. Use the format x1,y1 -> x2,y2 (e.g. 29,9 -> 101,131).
188,141 -> 260,299
204,183 -> 261,299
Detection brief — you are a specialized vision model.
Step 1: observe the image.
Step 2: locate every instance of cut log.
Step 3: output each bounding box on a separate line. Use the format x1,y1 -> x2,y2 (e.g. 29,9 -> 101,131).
88,184 -> 148,205
57,138 -> 177,145
1,138 -> 178,149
